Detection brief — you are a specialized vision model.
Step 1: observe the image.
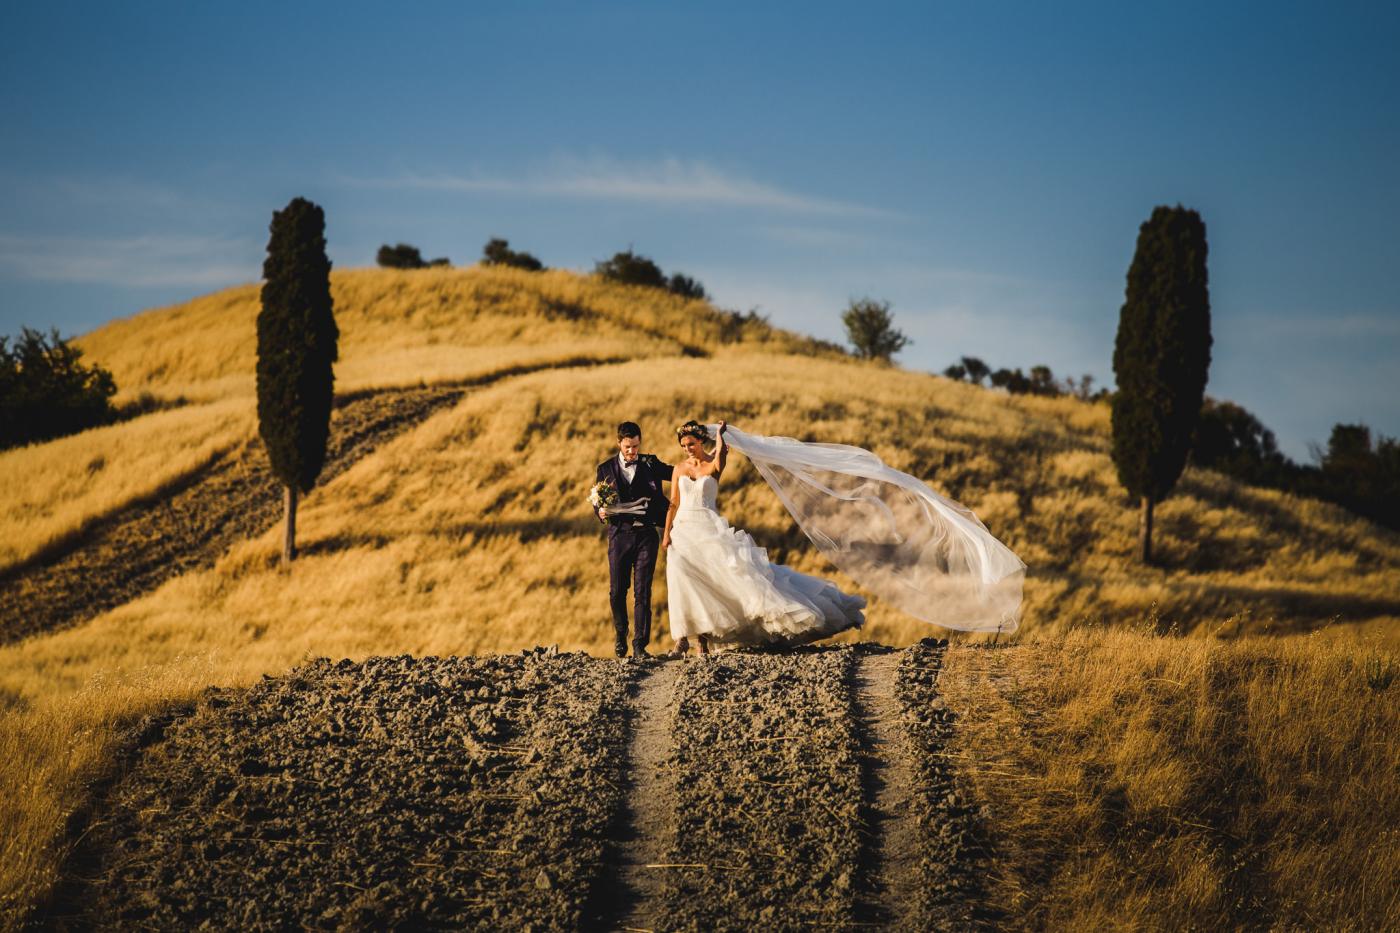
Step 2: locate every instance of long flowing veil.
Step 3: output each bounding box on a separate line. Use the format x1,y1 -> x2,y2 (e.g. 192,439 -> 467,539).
715,424 -> 1025,633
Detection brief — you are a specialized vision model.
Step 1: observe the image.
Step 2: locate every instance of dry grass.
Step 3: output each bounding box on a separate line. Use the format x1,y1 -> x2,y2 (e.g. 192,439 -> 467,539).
5,263 -> 821,585
941,629 -> 1400,929
0,657 -> 219,927
75,264 -> 834,404
0,400 -> 253,574
3,268 -> 1398,925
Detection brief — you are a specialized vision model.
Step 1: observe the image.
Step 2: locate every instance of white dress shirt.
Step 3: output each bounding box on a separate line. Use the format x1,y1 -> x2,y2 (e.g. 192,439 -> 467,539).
618,453 -> 638,484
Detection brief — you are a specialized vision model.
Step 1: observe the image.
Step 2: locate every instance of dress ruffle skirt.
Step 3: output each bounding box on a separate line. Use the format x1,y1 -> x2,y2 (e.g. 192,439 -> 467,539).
666,503 -> 866,647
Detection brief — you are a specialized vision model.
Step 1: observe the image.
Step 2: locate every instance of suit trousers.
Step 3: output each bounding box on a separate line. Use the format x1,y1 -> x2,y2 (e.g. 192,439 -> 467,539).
608,524 -> 659,649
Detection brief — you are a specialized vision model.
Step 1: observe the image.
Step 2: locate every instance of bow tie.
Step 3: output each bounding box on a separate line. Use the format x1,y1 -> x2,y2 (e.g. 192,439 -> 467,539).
621,460 -> 640,468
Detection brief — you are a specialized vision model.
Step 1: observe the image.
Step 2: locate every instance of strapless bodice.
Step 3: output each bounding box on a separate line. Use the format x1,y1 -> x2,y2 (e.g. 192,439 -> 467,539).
677,473 -> 719,512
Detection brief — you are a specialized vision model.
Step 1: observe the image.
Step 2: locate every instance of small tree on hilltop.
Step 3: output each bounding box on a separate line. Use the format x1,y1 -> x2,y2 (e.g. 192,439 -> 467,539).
960,356 -> 990,386
482,238 -> 544,271
258,197 -> 339,564
842,298 -> 910,362
667,272 -> 708,301
1029,365 -> 1060,396
1111,205 -> 1212,563
990,367 -> 1031,394
595,249 -> 667,289
376,243 -> 427,269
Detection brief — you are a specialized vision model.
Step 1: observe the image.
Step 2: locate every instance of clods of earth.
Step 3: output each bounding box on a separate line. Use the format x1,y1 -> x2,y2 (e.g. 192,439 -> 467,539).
38,642 -> 996,931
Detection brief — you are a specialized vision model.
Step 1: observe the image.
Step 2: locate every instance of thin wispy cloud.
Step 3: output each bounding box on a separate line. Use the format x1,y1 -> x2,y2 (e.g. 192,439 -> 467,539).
342,156 -> 894,218
0,233 -> 258,288
0,171 -> 235,220
1233,310 -> 1400,341
758,225 -> 873,249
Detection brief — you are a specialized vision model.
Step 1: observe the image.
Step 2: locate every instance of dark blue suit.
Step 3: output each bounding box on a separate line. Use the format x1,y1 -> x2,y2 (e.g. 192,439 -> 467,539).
595,454 -> 673,652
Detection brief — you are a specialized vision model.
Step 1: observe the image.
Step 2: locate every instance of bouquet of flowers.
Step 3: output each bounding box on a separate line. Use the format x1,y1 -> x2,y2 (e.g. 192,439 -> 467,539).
588,480 -> 618,510
589,480 -> 649,517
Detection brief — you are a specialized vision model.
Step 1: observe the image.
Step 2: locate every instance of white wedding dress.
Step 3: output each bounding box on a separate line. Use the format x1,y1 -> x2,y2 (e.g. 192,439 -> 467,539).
666,473 -> 866,647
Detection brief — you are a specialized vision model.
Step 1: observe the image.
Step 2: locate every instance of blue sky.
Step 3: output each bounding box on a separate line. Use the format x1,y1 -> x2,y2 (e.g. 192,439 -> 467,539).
2,1 -> 1396,458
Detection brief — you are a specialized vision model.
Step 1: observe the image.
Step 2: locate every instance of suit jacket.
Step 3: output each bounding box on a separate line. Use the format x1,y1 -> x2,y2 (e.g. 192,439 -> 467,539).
594,454 -> 674,529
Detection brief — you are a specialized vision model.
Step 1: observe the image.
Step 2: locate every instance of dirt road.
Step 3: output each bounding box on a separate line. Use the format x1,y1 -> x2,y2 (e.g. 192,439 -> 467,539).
37,641 -> 996,931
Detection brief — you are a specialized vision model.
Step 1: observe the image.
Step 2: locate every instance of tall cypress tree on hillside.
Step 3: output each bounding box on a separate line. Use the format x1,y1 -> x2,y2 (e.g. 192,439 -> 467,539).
257,197 -> 338,563
1112,205 -> 1212,563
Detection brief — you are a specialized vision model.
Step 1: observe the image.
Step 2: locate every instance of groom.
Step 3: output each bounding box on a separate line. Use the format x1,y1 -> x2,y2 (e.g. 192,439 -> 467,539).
594,421 -> 673,658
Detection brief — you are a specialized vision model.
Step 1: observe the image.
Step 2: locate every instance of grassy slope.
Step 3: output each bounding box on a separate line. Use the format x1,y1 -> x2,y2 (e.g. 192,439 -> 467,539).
942,630 -> 1400,928
1,266 -> 828,574
3,265 -> 1398,924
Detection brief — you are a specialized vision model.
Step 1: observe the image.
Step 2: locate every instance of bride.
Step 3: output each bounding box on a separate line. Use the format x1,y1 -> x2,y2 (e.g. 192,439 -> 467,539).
662,419 -> 866,655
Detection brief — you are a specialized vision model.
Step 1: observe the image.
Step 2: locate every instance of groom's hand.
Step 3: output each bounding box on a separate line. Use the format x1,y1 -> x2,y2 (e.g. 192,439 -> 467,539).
598,507 -> 608,521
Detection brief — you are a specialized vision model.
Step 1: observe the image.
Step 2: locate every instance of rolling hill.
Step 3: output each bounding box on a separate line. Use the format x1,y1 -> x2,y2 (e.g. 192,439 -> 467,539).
2,264 -> 1397,927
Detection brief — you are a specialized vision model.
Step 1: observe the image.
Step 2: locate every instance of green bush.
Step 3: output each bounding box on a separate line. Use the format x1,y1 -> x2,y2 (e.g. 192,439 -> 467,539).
376,243 -> 429,269
667,273 -> 708,301
0,327 -> 117,451
482,238 -> 544,271
595,249 -> 667,289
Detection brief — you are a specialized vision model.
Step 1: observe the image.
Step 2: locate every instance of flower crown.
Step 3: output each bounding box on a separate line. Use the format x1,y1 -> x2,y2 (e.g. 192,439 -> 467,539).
674,420 -> 712,443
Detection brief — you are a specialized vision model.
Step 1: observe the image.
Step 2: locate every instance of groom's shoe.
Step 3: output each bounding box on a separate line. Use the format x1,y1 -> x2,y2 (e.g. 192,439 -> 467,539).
633,645 -> 652,660
614,641 -> 628,658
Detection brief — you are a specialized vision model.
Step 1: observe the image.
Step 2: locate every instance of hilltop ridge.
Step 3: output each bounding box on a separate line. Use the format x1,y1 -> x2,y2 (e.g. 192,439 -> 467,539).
74,265 -> 840,404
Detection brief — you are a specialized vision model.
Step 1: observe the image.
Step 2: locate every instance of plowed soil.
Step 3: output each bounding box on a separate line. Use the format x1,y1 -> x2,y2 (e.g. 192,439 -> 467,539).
36,641 -> 995,931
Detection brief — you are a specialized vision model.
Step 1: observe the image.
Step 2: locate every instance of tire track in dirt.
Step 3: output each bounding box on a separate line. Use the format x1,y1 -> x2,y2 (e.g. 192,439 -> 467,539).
589,660 -> 679,932
895,638 -> 1001,930
852,647 -> 922,929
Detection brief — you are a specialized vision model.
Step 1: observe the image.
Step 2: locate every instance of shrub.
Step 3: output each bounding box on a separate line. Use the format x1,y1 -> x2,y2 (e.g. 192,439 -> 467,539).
594,249 -> 667,289
482,238 -> 544,272
990,367 -> 1032,394
376,243 -> 428,269
667,273 -> 708,301
0,327 -> 117,451
592,249 -> 709,301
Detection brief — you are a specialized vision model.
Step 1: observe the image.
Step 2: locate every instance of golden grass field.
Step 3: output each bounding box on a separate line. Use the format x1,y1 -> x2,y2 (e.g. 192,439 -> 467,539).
2,264 -> 1397,926
943,629 -> 1400,928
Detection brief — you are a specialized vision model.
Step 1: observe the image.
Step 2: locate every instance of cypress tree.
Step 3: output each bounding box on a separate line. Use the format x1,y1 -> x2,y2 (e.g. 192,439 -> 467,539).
257,198 -> 338,563
1111,205 -> 1212,563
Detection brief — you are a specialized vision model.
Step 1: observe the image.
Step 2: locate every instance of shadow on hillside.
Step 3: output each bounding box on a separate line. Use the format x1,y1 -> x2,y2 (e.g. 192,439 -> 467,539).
1031,565 -> 1400,636
1173,580 -> 1400,633
299,514 -> 817,559
1173,470 -> 1400,568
